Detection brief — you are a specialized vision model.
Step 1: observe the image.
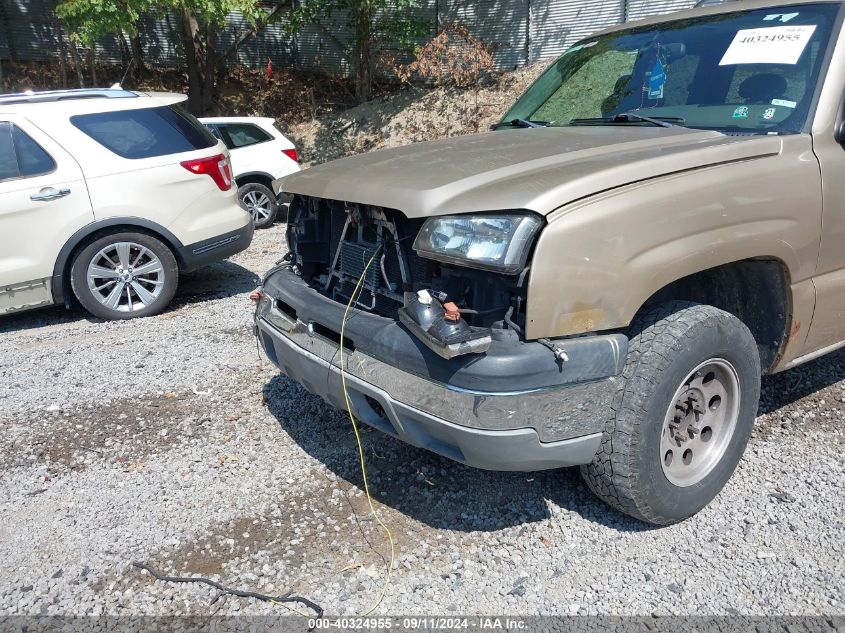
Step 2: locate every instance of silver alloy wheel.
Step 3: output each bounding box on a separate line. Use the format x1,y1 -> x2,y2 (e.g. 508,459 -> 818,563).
242,190 -> 273,222
660,358 -> 741,487
86,241 -> 165,313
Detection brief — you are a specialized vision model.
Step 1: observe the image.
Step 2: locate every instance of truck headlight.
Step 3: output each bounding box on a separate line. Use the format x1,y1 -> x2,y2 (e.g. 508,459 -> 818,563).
413,213 -> 543,274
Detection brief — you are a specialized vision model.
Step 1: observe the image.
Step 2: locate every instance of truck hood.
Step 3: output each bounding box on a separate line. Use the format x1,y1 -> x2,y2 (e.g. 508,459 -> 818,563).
280,127 -> 783,218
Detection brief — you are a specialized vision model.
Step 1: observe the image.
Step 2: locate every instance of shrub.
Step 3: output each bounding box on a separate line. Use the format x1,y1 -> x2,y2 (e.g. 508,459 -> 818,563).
396,22 -> 494,88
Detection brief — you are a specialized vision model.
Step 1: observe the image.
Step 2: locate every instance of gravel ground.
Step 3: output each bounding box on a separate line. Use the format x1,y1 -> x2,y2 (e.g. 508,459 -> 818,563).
1,223 -> 843,618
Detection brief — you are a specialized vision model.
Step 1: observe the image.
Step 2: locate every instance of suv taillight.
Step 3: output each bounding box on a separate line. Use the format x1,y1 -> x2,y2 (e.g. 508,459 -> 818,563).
282,148 -> 298,163
180,154 -> 233,191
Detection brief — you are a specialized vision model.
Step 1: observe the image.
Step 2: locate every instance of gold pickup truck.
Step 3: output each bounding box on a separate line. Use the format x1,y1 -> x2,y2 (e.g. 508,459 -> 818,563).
255,0 -> 844,524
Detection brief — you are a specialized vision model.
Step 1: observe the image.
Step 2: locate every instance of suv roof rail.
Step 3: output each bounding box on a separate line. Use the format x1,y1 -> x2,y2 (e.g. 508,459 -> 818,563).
0,88 -> 138,106
694,0 -> 742,6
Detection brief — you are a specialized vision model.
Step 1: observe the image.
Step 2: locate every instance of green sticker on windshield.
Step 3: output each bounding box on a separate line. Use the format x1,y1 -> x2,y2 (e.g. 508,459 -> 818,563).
732,106 -> 749,119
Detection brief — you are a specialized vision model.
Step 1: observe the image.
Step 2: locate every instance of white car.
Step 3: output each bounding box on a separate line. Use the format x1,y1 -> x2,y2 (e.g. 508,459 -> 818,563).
0,88 -> 253,320
199,116 -> 300,228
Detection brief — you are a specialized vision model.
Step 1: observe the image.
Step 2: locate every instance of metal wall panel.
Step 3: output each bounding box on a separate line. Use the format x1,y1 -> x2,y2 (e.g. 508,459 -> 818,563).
297,1 -> 438,77
0,0 -> 707,75
625,0 -> 697,21
296,8 -> 354,75
0,1 -> 10,60
530,0 -> 623,60
5,0 -> 60,62
136,12 -> 181,68
378,0 -> 436,67
218,10 -> 296,69
0,0 -> 12,59
441,0 -> 528,70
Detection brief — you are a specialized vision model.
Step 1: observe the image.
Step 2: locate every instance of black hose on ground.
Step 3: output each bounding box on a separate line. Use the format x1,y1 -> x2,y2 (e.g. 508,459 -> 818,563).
132,561 -> 324,618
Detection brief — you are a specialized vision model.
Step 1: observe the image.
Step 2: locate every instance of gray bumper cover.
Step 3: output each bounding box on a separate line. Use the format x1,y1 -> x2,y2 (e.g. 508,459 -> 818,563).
256,311 -> 620,471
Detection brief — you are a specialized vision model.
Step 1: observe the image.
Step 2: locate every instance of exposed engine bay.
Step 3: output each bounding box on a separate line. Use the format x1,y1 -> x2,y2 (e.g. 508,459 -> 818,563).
285,195 -> 531,356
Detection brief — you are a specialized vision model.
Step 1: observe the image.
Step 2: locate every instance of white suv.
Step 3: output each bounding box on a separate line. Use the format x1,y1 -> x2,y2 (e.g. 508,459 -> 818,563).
0,89 -> 253,320
199,117 -> 300,228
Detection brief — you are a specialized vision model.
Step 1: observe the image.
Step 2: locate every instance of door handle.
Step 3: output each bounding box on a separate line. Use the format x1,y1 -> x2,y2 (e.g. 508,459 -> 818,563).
30,187 -> 71,202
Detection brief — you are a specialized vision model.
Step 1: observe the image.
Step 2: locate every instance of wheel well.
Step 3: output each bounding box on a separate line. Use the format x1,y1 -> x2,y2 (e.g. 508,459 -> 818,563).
641,259 -> 791,373
235,173 -> 274,189
55,223 -> 183,306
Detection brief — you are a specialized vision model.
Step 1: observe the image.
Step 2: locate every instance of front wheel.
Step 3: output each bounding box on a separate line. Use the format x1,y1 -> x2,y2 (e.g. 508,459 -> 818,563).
581,301 -> 761,525
239,183 -> 279,229
70,231 -> 179,320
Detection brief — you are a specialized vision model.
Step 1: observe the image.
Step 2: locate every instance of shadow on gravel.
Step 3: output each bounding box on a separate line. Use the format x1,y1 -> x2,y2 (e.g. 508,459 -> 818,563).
171,260 -> 261,307
0,305 -> 77,334
262,375 -> 654,533
0,260 -> 259,334
758,347 -> 845,416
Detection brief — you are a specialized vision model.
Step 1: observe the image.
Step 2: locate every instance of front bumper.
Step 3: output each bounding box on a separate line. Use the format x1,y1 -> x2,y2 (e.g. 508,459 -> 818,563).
256,269 -> 628,471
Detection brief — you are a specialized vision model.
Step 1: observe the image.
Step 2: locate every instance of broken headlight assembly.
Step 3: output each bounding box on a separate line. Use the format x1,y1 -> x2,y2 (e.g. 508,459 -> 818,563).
412,212 -> 543,275
399,212 -> 543,359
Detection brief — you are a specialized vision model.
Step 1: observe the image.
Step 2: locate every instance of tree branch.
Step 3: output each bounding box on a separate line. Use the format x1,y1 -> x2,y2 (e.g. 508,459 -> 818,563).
217,2 -> 293,64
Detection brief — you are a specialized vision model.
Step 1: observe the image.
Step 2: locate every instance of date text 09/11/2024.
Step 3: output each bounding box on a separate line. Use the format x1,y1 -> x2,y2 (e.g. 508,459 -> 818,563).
307,617 -> 528,630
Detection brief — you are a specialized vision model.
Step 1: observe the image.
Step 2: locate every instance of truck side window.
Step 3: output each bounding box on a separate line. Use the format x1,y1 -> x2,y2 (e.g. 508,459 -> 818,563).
0,122 -> 17,181
12,125 -> 55,177
219,123 -> 272,149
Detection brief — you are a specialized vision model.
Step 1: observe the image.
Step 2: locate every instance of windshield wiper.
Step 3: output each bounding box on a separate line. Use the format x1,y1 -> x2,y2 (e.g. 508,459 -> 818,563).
491,118 -> 551,130
569,113 -> 687,128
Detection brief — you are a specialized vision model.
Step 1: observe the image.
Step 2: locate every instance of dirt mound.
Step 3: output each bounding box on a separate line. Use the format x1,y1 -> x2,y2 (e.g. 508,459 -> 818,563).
288,61 -> 551,167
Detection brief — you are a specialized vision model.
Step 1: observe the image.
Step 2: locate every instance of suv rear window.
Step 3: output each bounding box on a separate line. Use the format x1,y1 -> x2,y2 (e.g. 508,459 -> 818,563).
71,104 -> 217,159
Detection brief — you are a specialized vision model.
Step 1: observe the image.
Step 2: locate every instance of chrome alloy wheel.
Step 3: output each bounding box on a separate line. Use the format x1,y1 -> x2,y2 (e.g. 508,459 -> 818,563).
242,190 -> 273,223
86,242 -> 165,312
660,359 -> 741,487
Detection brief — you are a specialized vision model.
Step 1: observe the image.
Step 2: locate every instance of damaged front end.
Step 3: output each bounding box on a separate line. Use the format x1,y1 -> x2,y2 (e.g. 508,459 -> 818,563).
285,196 -> 535,359
254,194 -> 628,471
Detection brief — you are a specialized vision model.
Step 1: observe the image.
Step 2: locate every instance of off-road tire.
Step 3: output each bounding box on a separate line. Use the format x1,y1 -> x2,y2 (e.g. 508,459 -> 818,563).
580,301 -> 761,525
70,230 -> 179,320
239,182 -> 279,229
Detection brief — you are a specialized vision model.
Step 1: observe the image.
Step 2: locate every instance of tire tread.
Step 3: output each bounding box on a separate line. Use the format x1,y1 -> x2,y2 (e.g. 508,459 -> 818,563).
581,301 -> 759,524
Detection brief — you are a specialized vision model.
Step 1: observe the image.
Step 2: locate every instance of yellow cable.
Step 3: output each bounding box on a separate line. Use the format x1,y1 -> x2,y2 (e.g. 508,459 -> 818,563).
338,247 -> 396,617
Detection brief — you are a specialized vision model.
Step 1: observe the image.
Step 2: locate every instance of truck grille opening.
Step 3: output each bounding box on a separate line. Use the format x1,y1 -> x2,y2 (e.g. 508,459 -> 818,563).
312,322 -> 354,352
286,195 -> 528,331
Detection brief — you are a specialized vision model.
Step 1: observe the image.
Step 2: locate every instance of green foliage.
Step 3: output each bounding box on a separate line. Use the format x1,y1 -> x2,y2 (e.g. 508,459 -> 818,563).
55,0 -> 150,43
55,0 -> 265,43
287,0 -> 430,100
287,0 -> 429,52
159,0 -> 264,28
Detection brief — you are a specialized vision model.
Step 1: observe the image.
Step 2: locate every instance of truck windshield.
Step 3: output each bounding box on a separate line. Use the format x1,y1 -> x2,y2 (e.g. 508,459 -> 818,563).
502,3 -> 839,134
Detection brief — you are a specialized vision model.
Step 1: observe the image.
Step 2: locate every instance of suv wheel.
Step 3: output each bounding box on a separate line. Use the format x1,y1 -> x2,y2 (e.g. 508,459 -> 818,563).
239,183 -> 279,229
581,301 -> 761,525
70,231 -> 179,320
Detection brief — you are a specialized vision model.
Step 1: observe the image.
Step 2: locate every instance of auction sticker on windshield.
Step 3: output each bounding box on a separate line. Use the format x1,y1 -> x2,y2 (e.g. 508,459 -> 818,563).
720,25 -> 816,65
648,60 -> 666,99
